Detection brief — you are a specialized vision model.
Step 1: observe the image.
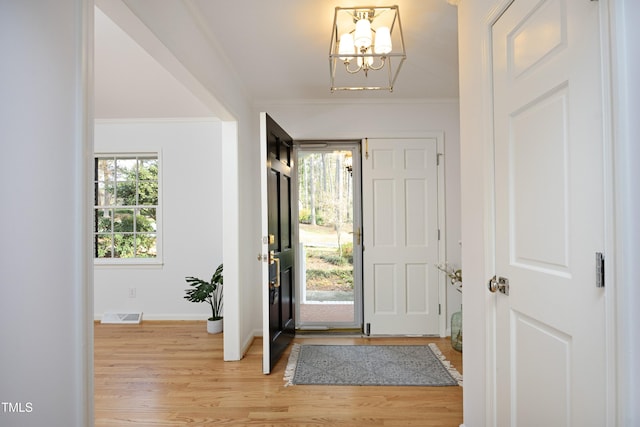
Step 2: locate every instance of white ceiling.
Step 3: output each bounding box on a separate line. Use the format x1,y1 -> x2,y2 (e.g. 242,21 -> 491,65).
187,0 -> 459,102
96,0 -> 459,114
94,7 -> 213,118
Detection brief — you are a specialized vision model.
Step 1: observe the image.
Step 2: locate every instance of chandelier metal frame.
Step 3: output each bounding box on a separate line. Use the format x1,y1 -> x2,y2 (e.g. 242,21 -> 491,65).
329,5 -> 406,92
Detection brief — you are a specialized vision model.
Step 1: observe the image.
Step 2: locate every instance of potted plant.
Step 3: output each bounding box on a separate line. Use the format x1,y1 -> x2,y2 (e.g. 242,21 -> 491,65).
184,263 -> 224,334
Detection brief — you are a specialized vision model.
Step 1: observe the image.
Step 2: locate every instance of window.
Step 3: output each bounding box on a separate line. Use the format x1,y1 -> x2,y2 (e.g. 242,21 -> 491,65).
94,154 -> 160,262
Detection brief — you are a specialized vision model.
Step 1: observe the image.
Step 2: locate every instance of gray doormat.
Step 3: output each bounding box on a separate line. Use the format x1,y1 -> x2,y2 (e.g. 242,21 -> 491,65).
284,343 -> 462,387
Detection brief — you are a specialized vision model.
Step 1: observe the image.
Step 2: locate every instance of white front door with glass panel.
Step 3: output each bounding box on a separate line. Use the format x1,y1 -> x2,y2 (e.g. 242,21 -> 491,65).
492,0 -> 608,425
295,143 -> 362,330
362,138 -> 440,335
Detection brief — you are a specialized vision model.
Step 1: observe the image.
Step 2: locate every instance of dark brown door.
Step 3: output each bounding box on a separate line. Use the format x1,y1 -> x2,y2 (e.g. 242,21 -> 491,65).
263,113 -> 295,373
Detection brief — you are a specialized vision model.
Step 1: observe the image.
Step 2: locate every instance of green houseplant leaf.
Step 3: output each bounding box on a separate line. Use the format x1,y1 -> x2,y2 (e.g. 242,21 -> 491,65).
184,263 -> 223,321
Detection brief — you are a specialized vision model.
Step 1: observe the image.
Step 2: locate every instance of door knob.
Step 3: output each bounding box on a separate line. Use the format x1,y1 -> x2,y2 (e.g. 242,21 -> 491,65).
488,275 -> 510,295
488,275 -> 499,293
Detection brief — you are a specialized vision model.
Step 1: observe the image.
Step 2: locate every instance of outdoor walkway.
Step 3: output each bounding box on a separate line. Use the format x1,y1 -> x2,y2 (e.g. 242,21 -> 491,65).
299,302 -> 354,323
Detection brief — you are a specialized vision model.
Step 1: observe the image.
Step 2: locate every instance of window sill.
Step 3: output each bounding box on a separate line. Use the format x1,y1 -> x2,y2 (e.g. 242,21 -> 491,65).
94,259 -> 164,268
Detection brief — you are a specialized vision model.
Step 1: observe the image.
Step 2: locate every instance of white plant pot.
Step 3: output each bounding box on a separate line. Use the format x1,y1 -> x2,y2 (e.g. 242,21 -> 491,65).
207,318 -> 223,334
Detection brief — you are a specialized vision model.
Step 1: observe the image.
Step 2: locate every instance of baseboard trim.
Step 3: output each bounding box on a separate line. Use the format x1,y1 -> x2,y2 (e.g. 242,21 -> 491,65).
241,333 -> 257,359
94,313 -> 208,321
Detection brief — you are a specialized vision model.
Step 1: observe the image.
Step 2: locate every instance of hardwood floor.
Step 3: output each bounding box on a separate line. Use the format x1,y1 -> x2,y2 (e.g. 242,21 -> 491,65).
94,321 -> 462,426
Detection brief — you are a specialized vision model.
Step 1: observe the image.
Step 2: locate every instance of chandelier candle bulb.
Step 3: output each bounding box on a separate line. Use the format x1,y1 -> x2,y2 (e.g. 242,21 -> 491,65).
374,26 -> 392,54
339,33 -> 355,60
354,18 -> 372,49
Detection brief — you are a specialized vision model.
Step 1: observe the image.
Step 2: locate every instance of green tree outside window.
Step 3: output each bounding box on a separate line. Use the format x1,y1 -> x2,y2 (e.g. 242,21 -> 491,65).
94,155 -> 159,259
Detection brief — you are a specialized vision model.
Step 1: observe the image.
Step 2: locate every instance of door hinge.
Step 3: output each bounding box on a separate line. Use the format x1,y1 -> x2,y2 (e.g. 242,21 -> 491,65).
437,153 -> 443,166
365,323 -> 371,336
437,229 -> 441,240
596,252 -> 605,288
364,137 -> 369,160
438,304 -> 441,315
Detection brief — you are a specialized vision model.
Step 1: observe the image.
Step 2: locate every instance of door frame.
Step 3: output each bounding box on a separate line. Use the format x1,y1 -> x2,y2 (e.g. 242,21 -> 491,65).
259,113 -> 269,372
435,134 -> 449,338
479,0 -> 617,425
289,134 -> 449,336
292,141 -> 364,330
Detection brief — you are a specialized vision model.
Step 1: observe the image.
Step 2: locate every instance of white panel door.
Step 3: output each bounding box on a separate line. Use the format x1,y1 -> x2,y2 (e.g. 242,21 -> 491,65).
492,0 -> 607,425
362,138 -> 439,335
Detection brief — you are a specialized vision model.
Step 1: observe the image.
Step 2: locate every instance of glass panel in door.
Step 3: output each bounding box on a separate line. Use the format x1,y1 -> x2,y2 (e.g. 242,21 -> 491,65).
296,144 -> 362,330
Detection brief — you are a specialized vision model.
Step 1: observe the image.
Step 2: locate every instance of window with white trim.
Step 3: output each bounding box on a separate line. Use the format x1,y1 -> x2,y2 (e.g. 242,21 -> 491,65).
94,154 -> 160,262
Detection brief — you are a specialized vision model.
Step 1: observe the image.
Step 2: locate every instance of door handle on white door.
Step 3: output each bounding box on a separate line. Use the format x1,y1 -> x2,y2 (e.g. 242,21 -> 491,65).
488,275 -> 510,295
488,275 -> 499,293
349,228 -> 362,245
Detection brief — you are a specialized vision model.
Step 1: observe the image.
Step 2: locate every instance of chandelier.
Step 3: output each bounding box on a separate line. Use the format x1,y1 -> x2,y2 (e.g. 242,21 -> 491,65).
329,6 -> 406,92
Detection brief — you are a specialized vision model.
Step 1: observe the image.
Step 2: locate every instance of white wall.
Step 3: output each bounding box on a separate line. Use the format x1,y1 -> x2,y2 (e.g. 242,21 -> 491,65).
119,0 -> 259,361
94,120 -> 223,320
0,1 -> 92,426
94,0 -> 254,360
256,100 -> 463,326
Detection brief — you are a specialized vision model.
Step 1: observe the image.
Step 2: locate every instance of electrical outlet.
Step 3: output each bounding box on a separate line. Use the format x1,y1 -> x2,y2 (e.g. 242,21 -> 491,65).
128,288 -> 136,298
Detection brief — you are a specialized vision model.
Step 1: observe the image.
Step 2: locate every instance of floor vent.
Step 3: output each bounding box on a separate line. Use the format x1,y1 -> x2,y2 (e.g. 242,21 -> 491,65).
101,312 -> 143,324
